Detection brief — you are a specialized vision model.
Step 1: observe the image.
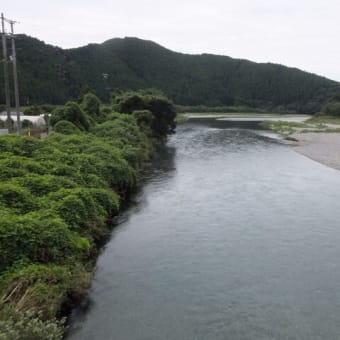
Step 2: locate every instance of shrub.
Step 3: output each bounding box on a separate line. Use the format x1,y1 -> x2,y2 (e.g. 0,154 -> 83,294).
11,175 -> 77,196
87,188 -> 119,215
133,109 -> 153,129
0,183 -> 36,213
81,93 -> 101,120
0,157 -> 48,180
53,120 -> 81,134
0,309 -> 65,340
0,135 -> 42,157
23,105 -> 43,116
0,212 -> 89,271
115,91 -> 177,138
0,264 -> 72,319
44,188 -> 107,229
82,142 -> 137,190
50,102 -> 91,131
321,101 -> 340,116
92,116 -> 142,146
91,116 -> 151,166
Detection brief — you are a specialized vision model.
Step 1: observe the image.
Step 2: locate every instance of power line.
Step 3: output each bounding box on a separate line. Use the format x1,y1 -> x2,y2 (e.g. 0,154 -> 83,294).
1,13 -> 12,132
1,13 -> 21,134
9,20 -> 21,134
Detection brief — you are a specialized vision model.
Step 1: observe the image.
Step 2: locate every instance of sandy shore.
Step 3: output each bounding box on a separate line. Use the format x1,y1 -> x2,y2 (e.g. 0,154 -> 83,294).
291,133 -> 340,171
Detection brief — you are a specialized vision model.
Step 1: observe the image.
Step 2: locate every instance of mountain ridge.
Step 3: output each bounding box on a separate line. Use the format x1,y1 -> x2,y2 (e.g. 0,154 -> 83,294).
0,34 -> 339,113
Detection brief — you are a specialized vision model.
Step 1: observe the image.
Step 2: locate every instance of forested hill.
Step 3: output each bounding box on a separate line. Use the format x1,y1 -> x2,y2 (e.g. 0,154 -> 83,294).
1,34 -> 339,113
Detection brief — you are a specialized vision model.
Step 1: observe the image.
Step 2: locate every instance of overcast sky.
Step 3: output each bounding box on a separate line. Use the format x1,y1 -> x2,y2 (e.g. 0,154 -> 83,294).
2,0 -> 340,81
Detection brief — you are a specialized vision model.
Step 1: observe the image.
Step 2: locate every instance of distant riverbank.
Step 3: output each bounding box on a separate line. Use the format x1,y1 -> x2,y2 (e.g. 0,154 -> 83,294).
256,115 -> 340,172
291,133 -> 340,171
183,113 -> 340,172
185,113 -> 310,120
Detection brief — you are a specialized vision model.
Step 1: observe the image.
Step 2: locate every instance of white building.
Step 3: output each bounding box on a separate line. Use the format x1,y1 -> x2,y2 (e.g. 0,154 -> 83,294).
0,112 -> 46,127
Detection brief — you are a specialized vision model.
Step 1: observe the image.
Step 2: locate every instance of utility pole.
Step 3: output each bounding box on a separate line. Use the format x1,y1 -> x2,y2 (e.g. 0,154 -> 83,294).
9,20 -> 21,134
1,13 -> 11,131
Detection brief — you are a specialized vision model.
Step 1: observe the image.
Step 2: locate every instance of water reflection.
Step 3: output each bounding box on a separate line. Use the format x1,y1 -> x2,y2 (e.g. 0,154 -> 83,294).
68,119 -> 340,340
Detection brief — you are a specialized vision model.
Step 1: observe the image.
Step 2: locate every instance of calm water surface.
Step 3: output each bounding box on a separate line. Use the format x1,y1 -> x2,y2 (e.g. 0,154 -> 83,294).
68,119 -> 340,340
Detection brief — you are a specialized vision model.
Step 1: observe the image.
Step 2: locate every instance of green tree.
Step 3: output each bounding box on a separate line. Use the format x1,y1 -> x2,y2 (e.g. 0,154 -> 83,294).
50,102 -> 91,131
54,120 -> 81,134
115,91 -> 176,138
81,93 -> 102,121
319,94 -> 340,116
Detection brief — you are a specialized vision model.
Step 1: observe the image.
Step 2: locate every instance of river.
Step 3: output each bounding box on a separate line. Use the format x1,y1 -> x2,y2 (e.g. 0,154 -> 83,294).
68,118 -> 340,340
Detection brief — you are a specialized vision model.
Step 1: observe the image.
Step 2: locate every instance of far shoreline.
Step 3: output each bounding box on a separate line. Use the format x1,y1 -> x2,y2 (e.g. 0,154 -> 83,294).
185,114 -> 340,172
185,112 -> 310,120
290,133 -> 340,172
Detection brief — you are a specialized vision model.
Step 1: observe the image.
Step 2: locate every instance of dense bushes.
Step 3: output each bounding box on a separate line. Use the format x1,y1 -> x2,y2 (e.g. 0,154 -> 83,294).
81,93 -> 102,121
0,184 -> 37,213
53,120 -> 81,134
321,101 -> 340,116
23,104 -> 56,116
49,102 -> 90,131
0,309 -> 65,340
0,91 -> 176,336
0,214 -> 87,272
0,264 -> 74,339
0,157 -> 46,180
114,90 -> 177,138
11,175 -> 77,196
0,121 -> 139,275
317,93 -> 340,117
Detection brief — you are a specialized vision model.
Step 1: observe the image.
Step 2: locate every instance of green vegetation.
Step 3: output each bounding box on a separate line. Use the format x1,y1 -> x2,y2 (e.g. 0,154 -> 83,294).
0,309 -> 65,340
49,102 -> 91,131
260,94 -> 340,135
260,120 -> 309,135
175,114 -> 189,124
0,91 -> 176,338
175,105 -> 267,114
1,35 -> 339,113
321,102 -> 340,116
53,120 -> 81,134
184,112 -> 299,118
114,89 -> 176,138
261,118 -> 340,135
316,93 -> 340,117
307,115 -> 340,125
23,105 -> 56,116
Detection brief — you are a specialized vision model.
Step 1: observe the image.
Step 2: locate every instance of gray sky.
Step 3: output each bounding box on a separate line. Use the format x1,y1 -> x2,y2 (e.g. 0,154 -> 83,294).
3,0 -> 340,81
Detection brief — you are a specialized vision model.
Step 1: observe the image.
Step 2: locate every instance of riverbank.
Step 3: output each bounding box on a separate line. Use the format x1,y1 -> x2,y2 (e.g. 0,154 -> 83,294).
186,112 -> 309,119
290,133 -> 340,171
256,115 -> 340,172
0,92 -> 176,339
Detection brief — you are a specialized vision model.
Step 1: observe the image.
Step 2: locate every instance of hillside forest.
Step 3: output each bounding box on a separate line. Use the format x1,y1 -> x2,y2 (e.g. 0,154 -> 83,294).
0,35 -> 339,114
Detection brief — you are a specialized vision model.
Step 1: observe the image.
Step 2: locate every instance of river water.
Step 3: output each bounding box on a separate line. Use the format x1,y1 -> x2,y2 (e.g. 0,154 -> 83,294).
68,119 -> 340,340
